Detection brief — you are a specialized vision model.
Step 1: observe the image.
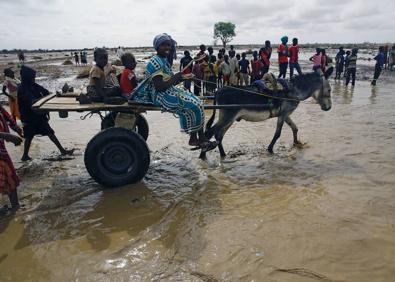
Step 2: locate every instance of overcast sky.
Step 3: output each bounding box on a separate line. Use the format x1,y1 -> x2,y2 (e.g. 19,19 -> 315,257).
0,0 -> 394,50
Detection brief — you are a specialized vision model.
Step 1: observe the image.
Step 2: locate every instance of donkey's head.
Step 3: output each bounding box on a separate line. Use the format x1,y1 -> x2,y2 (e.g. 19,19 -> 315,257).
291,67 -> 333,111
313,67 -> 333,111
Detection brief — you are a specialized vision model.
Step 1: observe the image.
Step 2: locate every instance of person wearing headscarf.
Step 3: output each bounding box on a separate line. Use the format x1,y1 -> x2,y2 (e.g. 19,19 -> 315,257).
17,65 -> 74,161
133,33 -> 216,151
277,36 -> 289,78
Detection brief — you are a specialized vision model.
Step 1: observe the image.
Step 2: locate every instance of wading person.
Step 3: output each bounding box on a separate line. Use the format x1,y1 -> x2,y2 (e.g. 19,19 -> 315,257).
0,105 -> 23,215
74,52 -> 80,66
321,49 -> 327,73
120,52 -> 138,97
17,66 -> 74,161
371,46 -> 385,86
288,38 -> 302,78
2,68 -> 21,121
18,51 -> 25,64
310,48 -> 322,72
344,50 -> 351,77
135,34 -> 216,151
277,36 -> 289,78
335,47 -> 345,79
345,48 -> 358,87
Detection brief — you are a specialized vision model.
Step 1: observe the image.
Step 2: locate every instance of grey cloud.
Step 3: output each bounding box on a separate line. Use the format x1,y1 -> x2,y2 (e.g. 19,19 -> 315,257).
0,0 -> 393,49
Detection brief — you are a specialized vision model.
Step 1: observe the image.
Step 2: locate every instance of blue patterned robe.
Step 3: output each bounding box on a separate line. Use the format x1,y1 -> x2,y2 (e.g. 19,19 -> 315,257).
135,55 -> 204,134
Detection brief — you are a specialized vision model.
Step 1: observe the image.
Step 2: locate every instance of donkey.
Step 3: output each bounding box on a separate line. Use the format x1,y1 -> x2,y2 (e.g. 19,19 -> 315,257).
200,68 -> 333,159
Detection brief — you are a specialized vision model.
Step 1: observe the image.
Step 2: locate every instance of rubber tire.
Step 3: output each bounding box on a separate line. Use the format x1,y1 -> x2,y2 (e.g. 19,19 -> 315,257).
84,127 -> 150,187
101,112 -> 149,141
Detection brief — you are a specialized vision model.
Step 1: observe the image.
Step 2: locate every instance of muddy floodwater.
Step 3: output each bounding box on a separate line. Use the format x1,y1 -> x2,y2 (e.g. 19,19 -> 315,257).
0,50 -> 395,281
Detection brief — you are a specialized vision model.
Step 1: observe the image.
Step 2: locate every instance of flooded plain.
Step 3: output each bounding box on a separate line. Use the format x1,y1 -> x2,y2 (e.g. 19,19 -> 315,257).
0,50 -> 394,281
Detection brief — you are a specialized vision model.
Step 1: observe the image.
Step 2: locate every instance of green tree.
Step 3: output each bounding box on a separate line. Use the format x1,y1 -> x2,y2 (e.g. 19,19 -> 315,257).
213,22 -> 236,49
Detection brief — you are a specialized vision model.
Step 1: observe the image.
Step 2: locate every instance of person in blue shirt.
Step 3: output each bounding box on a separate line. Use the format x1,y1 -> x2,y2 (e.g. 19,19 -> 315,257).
371,46 -> 385,86
238,52 -> 250,86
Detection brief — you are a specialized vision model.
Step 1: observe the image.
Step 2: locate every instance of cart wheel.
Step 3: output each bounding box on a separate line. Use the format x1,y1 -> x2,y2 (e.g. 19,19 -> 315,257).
84,127 -> 150,187
101,112 -> 149,141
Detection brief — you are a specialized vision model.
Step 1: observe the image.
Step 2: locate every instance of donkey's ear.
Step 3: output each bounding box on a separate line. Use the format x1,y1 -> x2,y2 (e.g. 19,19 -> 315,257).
324,67 -> 334,79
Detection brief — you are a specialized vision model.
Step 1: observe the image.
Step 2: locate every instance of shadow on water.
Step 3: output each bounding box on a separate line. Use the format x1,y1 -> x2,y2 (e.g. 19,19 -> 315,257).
13,181 -> 166,251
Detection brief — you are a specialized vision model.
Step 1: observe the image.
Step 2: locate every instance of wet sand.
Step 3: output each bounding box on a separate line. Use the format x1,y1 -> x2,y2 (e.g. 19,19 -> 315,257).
0,49 -> 394,281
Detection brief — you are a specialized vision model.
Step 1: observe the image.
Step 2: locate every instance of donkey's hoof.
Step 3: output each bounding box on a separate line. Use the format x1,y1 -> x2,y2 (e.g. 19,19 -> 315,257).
267,147 -> 274,154
294,141 -> 306,148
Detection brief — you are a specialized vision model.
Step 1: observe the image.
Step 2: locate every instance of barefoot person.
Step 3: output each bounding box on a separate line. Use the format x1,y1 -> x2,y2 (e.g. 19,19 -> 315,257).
288,38 -> 302,78
133,33 -> 216,150
371,46 -> 385,86
345,48 -> 358,87
0,105 -> 23,214
335,47 -> 345,79
17,66 -> 74,161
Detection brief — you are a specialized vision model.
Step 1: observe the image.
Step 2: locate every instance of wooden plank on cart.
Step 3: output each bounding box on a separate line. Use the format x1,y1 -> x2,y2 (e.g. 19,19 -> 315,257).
33,95 -> 160,113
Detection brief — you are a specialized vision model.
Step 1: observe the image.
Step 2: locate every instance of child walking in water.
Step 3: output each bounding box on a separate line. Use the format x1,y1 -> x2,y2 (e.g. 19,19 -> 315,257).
17,66 -> 74,161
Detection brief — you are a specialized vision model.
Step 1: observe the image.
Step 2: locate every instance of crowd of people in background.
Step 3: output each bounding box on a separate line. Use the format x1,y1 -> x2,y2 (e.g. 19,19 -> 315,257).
176,39 -> 395,95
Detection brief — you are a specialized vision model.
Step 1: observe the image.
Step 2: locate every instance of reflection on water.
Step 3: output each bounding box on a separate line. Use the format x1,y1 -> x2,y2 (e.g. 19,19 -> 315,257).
1,77 -> 395,281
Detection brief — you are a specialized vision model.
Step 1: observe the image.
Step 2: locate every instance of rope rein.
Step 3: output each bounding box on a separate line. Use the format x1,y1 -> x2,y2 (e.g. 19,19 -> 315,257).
192,77 -> 307,102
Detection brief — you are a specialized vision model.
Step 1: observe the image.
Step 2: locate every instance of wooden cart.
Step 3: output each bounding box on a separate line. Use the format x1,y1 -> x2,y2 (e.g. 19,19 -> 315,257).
33,94 -> 161,187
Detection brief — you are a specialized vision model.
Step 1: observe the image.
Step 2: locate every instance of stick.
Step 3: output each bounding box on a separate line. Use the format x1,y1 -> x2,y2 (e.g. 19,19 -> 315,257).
181,54 -> 207,73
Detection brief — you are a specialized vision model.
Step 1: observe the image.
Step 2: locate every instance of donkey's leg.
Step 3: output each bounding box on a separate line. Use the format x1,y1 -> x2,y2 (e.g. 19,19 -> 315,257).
268,116 -> 285,153
216,121 -> 234,158
212,111 -> 238,158
200,111 -> 235,159
285,116 -> 300,144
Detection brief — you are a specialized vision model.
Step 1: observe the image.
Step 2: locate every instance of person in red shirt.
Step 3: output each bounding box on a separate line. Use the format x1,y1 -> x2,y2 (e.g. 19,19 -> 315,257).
120,52 -> 138,97
277,36 -> 289,78
288,37 -> 302,78
250,51 -> 264,82
259,40 -> 272,74
0,105 -> 23,214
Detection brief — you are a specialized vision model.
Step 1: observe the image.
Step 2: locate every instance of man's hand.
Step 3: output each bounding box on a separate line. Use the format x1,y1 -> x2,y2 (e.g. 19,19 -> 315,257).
182,73 -> 195,80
